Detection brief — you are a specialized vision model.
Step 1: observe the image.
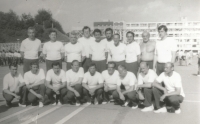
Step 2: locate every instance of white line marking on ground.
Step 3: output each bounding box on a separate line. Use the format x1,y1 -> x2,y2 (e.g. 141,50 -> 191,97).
21,105 -> 61,124
55,104 -> 90,124
0,106 -> 35,123
184,100 -> 200,103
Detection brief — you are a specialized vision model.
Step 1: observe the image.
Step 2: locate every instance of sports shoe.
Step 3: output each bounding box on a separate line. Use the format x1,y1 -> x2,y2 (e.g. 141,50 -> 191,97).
52,102 -> 57,105
154,107 -> 167,113
18,103 -> 26,107
102,101 -> 109,104
175,108 -> 181,114
141,105 -> 154,112
57,101 -> 62,105
76,102 -> 81,106
131,105 -> 138,109
121,101 -> 129,107
86,102 -> 91,105
39,102 -> 44,107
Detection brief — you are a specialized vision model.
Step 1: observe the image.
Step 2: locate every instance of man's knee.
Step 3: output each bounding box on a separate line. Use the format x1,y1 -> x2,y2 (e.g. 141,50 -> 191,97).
167,96 -> 179,104
126,91 -> 137,100
28,93 -> 37,103
39,84 -> 46,90
96,88 -> 103,95
3,91 -> 14,102
60,88 -> 68,95
112,91 -> 119,99
46,88 -> 53,95
66,91 -> 75,100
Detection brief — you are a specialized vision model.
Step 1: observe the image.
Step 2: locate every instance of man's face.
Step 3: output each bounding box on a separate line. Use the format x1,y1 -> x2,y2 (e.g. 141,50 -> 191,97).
94,32 -> 101,42
53,65 -> 60,74
105,30 -> 112,40
164,63 -> 173,74
83,29 -> 90,38
107,64 -> 115,75
126,33 -> 134,43
49,32 -> 57,41
31,64 -> 39,74
89,66 -> 96,75
118,67 -> 125,77
158,28 -> 167,39
140,64 -> 149,74
10,66 -> 17,76
27,29 -> 35,39
113,35 -> 120,46
72,61 -> 79,72
70,34 -> 77,44
142,33 -> 150,42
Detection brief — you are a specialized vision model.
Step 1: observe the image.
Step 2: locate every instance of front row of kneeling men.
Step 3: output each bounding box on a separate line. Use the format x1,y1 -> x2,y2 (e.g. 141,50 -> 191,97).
3,60 -> 184,114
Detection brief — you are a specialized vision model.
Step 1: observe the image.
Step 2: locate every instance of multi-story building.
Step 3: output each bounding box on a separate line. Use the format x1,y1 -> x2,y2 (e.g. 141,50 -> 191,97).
93,21 -> 113,37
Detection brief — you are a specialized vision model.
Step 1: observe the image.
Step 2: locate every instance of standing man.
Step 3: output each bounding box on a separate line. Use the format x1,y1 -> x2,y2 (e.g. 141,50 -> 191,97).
78,26 -> 94,72
65,32 -> 85,71
82,63 -> 104,104
108,34 -> 126,68
153,25 -> 177,75
43,30 -> 64,71
140,31 -> 156,69
3,63 -> 27,107
20,27 -> 41,73
152,62 -> 185,114
24,62 -> 46,107
197,52 -> 200,76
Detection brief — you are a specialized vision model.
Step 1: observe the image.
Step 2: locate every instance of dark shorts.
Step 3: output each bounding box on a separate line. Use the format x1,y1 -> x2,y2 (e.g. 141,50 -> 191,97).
198,58 -> 200,65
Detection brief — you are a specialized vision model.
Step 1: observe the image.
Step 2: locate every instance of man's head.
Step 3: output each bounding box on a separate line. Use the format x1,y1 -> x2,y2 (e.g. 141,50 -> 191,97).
158,25 -> 168,39
105,28 -> 113,41
93,29 -> 102,42
140,62 -> 149,74
82,26 -> 91,38
113,34 -> 120,46
9,63 -> 18,76
30,62 -> 39,74
107,62 -> 116,75
27,27 -> 36,39
52,62 -> 61,74
126,31 -> 134,43
71,60 -> 80,72
118,65 -> 127,77
88,63 -> 96,75
164,62 -> 174,75
70,32 -> 78,44
49,30 -> 57,41
142,31 -> 150,42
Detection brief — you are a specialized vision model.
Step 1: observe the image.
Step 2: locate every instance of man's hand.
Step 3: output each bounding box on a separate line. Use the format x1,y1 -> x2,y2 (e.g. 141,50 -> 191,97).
15,95 -> 21,100
27,85 -> 32,90
89,89 -> 95,95
36,94 -> 43,99
163,89 -> 168,94
53,87 -> 60,94
160,95 -> 166,102
119,94 -> 125,101
74,91 -> 80,97
15,87 -> 20,93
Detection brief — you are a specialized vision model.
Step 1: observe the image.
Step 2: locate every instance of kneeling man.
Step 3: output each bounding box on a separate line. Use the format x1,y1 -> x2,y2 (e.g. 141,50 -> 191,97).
152,62 -> 185,114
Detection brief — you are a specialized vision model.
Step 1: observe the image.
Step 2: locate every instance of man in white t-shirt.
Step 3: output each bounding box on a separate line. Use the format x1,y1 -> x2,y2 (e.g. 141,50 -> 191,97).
102,62 -> 119,104
82,63 -> 104,104
113,65 -> 138,109
153,25 -> 177,75
24,62 -> 46,107
137,62 -> 157,112
65,60 -> 84,106
45,62 -> 67,105
78,26 -> 94,72
3,63 -> 27,107
43,30 -> 64,71
65,32 -> 85,70
89,29 -> 108,73
20,27 -> 41,73
152,62 -> 185,114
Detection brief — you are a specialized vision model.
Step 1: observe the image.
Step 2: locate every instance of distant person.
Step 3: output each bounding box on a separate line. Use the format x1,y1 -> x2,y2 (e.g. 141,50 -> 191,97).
20,27 -> 41,73
178,50 -> 184,65
108,34 -> 126,68
64,32 -> 85,70
125,31 -> 141,77
153,25 -> 177,75
152,62 -> 185,114
3,63 -> 27,107
78,26 -> 94,72
187,50 -> 192,65
43,30 -> 64,71
1,50 -> 6,66
140,31 -> 156,69
197,52 -> 200,76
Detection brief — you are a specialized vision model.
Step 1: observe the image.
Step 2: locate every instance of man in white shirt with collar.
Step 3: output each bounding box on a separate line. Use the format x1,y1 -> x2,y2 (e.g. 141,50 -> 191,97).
43,30 -> 64,71
82,63 -> 104,104
153,25 -> 177,75
152,62 -> 185,114
113,65 -> 139,109
137,62 -> 158,112
3,63 -> 27,107
65,32 -> 85,71
89,29 -> 108,73
24,62 -> 46,107
20,27 -> 41,73
65,60 -> 84,106
108,34 -> 126,68
45,62 -> 68,105
78,26 -> 94,72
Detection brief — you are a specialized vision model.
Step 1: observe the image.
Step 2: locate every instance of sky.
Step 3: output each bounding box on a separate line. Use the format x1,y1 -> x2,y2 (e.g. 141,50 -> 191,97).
0,0 -> 200,33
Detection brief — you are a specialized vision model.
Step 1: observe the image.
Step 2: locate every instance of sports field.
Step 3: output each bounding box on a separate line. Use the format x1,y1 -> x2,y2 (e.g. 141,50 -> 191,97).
0,58 -> 199,124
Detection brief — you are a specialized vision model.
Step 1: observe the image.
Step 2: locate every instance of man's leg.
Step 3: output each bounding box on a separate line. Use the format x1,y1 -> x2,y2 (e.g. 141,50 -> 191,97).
82,88 -> 90,102
46,87 -> 54,103
27,90 -> 38,105
59,88 -> 68,104
82,58 -> 91,73
103,90 -> 115,102
126,90 -> 139,107
46,60 -> 53,72
165,95 -> 184,110
67,62 -> 72,71
152,87 -> 164,110
94,88 -> 103,104
38,84 -> 46,103
156,63 -> 165,76
143,88 -> 153,107
18,85 -> 28,105
3,91 -> 14,106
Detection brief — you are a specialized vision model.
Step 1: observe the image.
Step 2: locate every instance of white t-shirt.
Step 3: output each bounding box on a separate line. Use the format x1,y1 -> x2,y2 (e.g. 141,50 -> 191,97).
108,42 -> 126,62
43,41 -> 64,60
125,42 -> 141,63
14,52 -> 18,57
66,67 -> 84,86
78,37 -> 95,58
138,69 -> 157,85
117,71 -> 137,90
24,69 -> 45,85
46,69 -> 66,87
155,37 -> 177,63
90,40 -> 108,61
64,42 -> 85,62
102,70 -> 119,89
3,73 -> 24,92
101,38 -> 114,62
82,72 -> 104,88
20,38 -> 41,59
156,71 -> 185,97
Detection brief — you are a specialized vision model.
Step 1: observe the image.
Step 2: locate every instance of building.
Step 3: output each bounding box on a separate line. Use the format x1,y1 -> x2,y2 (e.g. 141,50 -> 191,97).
93,21 -> 113,37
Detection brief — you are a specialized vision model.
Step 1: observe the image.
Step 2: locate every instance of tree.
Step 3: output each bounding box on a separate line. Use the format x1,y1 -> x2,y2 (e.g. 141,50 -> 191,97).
35,9 -> 52,26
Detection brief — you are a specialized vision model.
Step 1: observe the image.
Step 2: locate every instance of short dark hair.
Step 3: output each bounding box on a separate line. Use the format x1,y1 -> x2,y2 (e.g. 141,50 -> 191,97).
30,62 -> 39,68
93,29 -> 101,35
71,60 -> 79,66
108,61 -> 116,68
28,27 -> 36,32
114,33 -> 120,39
126,31 -> 134,37
105,28 -> 113,34
9,62 -> 18,69
118,65 -> 126,70
52,62 -> 61,68
82,26 -> 91,32
158,25 -> 168,32
49,30 -> 57,35
140,61 -> 149,67
89,62 -> 96,68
